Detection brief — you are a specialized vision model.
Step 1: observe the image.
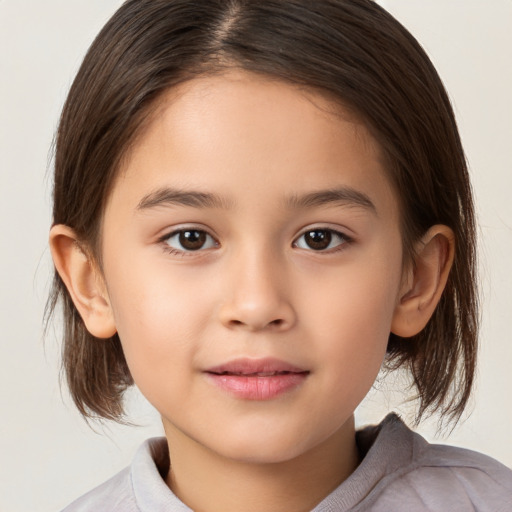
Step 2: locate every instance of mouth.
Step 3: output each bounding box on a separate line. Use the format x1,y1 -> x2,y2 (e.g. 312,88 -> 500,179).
204,358 -> 309,400
211,370 -> 301,377
206,357 -> 308,375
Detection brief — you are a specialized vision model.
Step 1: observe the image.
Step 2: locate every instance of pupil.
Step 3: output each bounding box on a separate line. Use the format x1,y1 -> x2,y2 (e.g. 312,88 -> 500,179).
305,230 -> 331,250
179,230 -> 206,250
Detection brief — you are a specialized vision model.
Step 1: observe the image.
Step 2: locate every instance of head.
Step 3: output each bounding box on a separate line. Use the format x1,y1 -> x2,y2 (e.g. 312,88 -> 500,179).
48,0 -> 477,432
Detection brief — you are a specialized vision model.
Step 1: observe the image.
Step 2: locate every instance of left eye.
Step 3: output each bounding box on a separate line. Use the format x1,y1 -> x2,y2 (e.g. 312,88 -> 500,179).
164,229 -> 217,252
294,229 -> 349,251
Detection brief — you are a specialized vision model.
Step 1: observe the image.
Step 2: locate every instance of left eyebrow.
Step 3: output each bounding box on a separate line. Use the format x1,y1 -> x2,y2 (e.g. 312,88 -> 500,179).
136,187 -> 233,211
285,187 -> 377,215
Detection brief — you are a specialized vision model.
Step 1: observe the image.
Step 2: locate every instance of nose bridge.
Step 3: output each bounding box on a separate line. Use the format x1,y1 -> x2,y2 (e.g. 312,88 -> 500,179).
218,241 -> 295,331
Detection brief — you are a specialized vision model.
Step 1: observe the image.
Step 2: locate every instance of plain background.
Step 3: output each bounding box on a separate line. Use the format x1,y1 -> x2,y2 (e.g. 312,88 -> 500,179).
1,1 -> 511,511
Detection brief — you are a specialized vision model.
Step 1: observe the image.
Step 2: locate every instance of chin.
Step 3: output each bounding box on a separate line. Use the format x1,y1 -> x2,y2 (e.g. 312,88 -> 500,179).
208,427 -> 319,465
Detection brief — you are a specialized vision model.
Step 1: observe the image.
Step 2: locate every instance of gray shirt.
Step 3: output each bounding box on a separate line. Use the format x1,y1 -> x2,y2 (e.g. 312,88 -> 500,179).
62,414 -> 512,511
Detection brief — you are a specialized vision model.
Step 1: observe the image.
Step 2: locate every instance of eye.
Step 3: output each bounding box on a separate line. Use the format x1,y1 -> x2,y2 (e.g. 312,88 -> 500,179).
294,228 -> 350,251
164,229 -> 217,252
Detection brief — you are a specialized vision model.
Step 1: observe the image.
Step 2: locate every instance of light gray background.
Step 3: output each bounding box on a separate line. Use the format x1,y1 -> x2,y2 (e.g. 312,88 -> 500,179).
1,1 -> 511,511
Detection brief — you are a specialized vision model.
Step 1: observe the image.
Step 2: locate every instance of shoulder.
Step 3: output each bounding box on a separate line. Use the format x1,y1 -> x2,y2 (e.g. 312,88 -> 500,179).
382,442 -> 512,512
60,466 -> 135,512
60,437 -> 175,512
357,414 -> 512,512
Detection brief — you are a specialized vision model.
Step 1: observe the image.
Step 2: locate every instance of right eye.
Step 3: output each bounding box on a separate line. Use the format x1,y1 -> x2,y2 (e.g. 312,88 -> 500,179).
163,229 -> 217,252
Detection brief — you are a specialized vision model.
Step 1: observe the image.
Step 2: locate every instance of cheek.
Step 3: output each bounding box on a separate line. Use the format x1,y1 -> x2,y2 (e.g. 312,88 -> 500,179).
302,245 -> 403,386
103,258 -> 213,389
309,248 -> 401,331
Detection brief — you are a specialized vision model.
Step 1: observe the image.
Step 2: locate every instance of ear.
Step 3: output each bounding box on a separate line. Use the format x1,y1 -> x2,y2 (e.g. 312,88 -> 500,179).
391,225 -> 455,338
49,225 -> 117,339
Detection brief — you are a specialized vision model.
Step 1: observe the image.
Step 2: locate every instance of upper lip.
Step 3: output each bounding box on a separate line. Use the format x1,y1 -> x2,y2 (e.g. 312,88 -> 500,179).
205,357 -> 309,376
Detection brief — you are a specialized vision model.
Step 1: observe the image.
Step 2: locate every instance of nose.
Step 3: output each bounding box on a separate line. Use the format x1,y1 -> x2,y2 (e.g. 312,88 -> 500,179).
217,250 -> 296,332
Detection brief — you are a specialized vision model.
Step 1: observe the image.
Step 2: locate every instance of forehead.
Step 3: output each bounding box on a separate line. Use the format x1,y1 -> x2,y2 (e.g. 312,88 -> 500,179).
109,70 -> 396,217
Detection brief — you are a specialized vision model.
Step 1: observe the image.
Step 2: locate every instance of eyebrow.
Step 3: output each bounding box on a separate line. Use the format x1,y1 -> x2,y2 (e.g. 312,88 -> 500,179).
286,187 -> 377,214
137,187 -> 232,210
136,186 -> 376,214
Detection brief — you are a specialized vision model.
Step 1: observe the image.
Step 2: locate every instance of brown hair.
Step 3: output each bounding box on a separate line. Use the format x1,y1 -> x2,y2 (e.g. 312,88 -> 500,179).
47,0 -> 478,425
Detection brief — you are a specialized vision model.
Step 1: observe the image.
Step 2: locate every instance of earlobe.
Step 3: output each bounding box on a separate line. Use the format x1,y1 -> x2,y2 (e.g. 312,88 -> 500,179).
49,225 -> 117,339
391,225 -> 455,338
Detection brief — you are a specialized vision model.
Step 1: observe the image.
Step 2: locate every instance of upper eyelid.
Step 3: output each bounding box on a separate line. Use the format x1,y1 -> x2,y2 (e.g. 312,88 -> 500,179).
294,226 -> 352,240
159,225 -> 218,240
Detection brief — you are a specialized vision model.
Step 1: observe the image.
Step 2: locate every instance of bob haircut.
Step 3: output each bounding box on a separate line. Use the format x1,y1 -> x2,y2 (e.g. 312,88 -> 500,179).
47,0 -> 478,425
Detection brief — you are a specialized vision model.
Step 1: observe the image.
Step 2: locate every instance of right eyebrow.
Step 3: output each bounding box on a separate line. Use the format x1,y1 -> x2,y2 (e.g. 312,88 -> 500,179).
136,187 -> 232,211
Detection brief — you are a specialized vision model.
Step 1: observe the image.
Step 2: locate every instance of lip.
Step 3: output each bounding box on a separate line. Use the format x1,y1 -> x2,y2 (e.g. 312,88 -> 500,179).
204,358 -> 309,400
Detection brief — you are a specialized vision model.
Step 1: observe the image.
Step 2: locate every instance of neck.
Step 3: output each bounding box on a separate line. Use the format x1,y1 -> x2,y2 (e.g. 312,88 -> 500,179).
163,417 -> 359,512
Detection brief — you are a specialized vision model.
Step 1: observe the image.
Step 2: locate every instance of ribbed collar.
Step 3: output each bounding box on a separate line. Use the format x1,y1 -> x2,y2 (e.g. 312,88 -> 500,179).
313,413 -> 424,511
130,413 -> 421,512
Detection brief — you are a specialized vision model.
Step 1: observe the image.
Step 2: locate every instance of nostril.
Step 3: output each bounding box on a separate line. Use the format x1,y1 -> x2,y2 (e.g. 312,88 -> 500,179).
227,318 -> 285,330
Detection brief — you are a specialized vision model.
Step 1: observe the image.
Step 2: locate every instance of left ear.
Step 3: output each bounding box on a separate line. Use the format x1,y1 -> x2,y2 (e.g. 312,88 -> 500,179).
391,225 -> 455,338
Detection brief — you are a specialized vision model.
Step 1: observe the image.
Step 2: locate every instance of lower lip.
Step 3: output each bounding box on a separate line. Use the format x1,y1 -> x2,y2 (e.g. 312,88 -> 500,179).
205,373 -> 308,400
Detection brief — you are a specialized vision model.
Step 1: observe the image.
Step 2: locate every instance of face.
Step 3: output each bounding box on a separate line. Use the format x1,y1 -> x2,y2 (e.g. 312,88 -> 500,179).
100,71 -> 405,464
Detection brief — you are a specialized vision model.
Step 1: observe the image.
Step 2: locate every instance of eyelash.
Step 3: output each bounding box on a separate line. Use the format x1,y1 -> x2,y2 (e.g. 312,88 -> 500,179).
159,227 -> 352,256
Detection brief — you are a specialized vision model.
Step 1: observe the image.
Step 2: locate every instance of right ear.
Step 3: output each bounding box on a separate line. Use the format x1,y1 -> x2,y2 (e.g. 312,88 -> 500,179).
49,225 -> 117,339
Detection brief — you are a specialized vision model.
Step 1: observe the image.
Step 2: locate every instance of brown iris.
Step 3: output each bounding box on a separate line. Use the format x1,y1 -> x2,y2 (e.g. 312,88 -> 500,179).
304,230 -> 332,250
179,230 -> 207,250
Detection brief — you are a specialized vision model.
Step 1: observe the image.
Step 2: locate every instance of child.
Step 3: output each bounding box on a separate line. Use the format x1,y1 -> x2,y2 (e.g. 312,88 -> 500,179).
47,0 -> 512,510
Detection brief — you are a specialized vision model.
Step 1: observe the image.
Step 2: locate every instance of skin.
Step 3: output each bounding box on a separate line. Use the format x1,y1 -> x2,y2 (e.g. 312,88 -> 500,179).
50,70 -> 454,512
